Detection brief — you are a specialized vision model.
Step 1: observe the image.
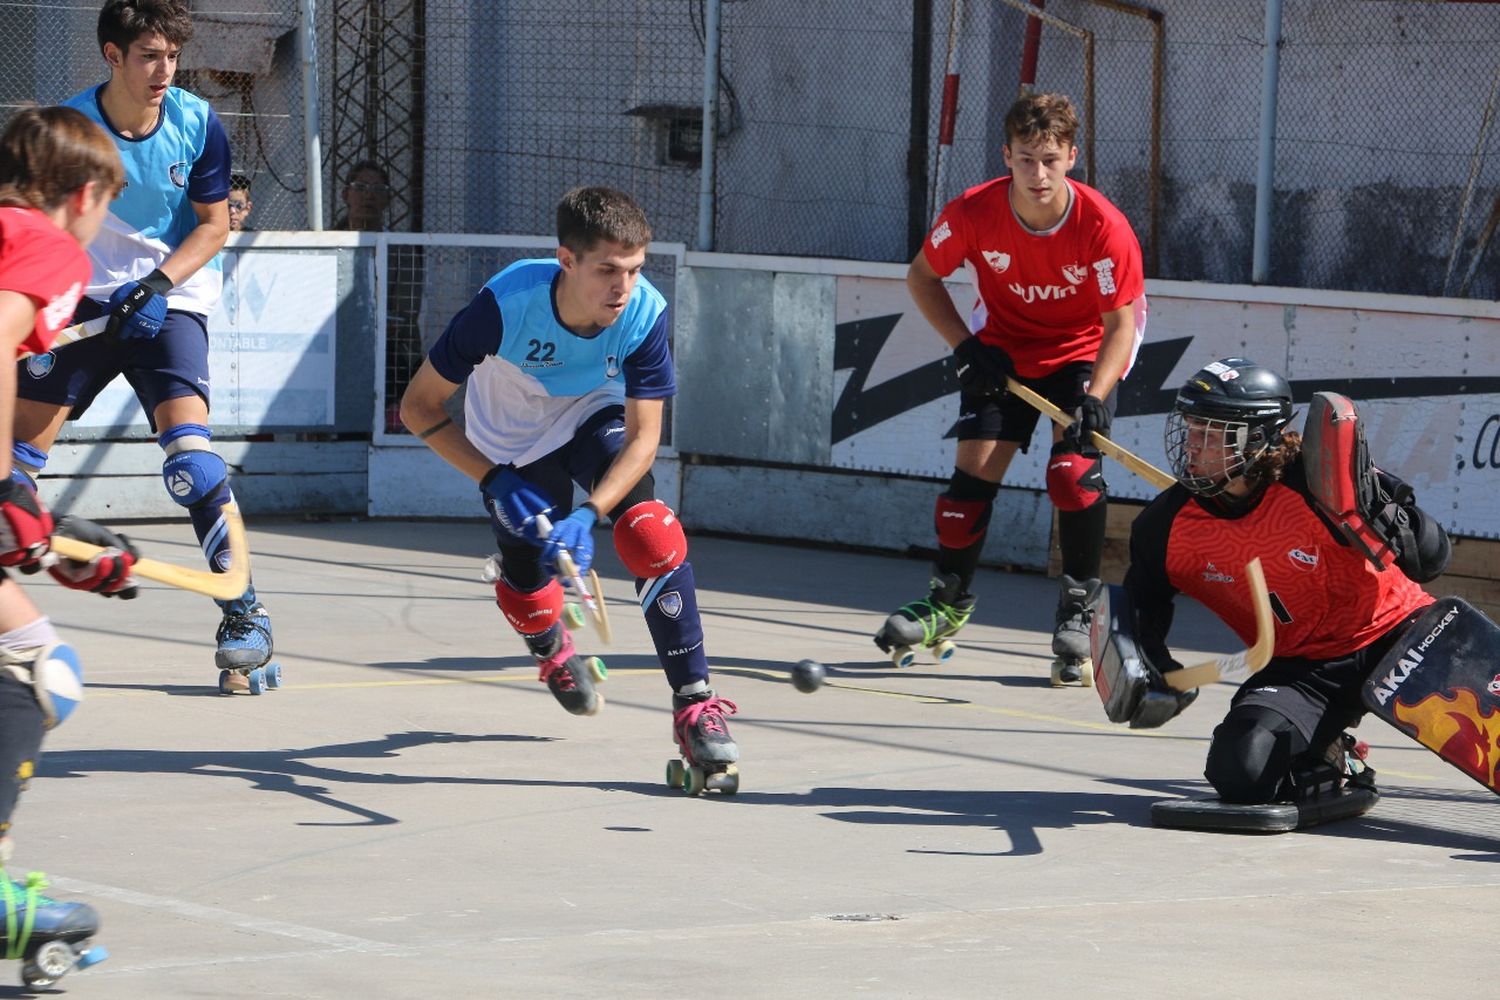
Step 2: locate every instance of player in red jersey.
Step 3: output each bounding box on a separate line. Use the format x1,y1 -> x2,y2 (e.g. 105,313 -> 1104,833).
875,92 -> 1146,684
1122,358 -> 1450,804
0,106 -> 133,985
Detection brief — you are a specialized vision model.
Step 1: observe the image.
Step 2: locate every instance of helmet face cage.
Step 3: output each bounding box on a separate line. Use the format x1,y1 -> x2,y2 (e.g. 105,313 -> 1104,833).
1164,410 -> 1268,497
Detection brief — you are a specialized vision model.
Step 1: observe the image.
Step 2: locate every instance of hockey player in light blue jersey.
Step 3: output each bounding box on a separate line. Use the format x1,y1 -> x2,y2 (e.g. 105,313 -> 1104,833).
12,1 -> 274,692
401,187 -> 743,796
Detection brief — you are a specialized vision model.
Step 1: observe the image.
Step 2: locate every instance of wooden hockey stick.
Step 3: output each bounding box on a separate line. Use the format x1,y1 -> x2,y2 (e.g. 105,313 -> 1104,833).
19,316 -> 110,359
48,503 -> 252,600
1006,377 -> 1177,491
535,514 -> 613,645
1164,558 -> 1275,691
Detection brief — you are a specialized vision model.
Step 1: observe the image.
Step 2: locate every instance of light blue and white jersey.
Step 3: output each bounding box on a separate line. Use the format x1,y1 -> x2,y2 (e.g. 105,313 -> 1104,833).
64,84 -> 231,316
429,258 -> 675,466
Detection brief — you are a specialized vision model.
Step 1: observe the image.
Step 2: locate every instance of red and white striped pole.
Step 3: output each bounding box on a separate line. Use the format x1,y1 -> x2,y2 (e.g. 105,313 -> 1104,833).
1019,0 -> 1045,95
928,0 -> 965,221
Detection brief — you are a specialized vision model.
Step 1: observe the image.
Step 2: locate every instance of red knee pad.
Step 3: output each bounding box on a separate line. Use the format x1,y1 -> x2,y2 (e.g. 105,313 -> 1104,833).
934,493 -> 992,549
495,578 -> 563,635
1046,441 -> 1107,512
613,500 -> 687,579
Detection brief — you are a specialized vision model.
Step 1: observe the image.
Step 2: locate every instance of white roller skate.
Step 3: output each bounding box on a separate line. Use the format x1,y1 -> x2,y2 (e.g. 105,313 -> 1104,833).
1051,575 -> 1100,687
873,571 -> 975,668
666,687 -> 739,796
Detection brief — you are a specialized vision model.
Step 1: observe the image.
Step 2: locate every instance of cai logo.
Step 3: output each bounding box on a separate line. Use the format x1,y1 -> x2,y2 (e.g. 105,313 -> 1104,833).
25,353 -> 54,379
656,591 -> 683,619
605,355 -> 620,379
168,160 -> 190,188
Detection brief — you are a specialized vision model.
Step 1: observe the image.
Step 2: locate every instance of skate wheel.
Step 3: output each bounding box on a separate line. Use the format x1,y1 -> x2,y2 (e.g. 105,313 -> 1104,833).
587,657 -> 607,683
264,661 -> 283,689
1079,659 -> 1095,688
582,692 -> 604,717
217,669 -> 245,695
247,667 -> 266,695
75,945 -> 108,970
684,764 -> 707,796
665,758 -> 686,789
563,603 -> 586,629
707,764 -> 740,795
890,646 -> 916,669
22,940 -> 72,988
932,639 -> 957,663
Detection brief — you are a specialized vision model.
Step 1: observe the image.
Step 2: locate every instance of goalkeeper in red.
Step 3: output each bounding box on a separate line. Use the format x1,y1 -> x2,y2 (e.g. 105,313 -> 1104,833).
876,92 -> 1146,684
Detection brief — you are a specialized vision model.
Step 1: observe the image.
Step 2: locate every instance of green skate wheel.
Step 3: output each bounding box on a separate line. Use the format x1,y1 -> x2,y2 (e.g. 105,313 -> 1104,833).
932,639 -> 957,663
684,765 -> 707,796
665,758 -> 685,789
587,657 -> 607,682
563,603 -> 585,629
890,646 -> 916,668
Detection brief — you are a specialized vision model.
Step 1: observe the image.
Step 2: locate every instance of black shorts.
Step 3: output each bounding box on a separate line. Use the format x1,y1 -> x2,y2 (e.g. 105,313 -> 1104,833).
953,360 -> 1113,452
1231,607 -> 1426,743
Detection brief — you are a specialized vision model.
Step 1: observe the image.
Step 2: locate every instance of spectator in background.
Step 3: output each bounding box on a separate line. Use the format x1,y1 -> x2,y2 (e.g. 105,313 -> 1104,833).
227,172 -> 252,232
334,160 -> 422,432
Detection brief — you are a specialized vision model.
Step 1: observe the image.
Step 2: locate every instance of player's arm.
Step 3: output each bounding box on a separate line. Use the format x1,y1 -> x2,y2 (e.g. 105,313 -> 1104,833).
1084,302 -> 1136,402
586,396 -> 663,516
154,197 -> 229,288
399,360 -> 493,480
906,249 -> 971,350
0,290 -> 38,477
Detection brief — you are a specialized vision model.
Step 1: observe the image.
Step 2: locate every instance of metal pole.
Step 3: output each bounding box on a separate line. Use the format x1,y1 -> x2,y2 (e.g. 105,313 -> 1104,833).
1251,0 -> 1283,284
300,0 -> 324,231
908,0 -> 933,257
696,0 -> 722,252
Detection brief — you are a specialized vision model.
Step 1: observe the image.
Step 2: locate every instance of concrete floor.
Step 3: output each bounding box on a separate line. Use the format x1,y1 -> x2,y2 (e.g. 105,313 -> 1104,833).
7,519 -> 1496,999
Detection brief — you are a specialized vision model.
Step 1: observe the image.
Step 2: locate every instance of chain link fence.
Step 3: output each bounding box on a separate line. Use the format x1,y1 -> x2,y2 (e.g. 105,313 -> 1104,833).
0,1 -> 1495,298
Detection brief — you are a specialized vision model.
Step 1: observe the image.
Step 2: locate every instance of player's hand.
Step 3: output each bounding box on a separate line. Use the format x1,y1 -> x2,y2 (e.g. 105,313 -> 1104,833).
1066,395 -> 1112,448
0,479 -> 52,569
47,516 -> 140,599
952,337 -> 1014,397
480,464 -> 555,545
104,269 -> 173,340
542,506 -> 597,577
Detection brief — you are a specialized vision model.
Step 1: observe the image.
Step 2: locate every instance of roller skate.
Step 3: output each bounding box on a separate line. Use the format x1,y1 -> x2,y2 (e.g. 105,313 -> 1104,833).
1050,575 -> 1100,687
666,687 -> 739,796
0,872 -> 108,989
215,601 -> 283,695
527,624 -> 606,716
873,571 -> 975,668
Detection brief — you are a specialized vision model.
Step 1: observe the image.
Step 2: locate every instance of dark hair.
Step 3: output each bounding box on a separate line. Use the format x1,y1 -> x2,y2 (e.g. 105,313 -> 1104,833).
347,159 -> 390,185
98,1 -> 193,57
1003,92 -> 1080,149
0,106 -> 124,211
229,172 -> 252,193
556,186 -> 651,254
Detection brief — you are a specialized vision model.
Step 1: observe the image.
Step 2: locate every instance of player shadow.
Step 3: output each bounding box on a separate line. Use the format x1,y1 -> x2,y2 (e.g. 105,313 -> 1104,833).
35,730 -> 659,828
729,785 -> 1164,856
1320,785 -> 1500,858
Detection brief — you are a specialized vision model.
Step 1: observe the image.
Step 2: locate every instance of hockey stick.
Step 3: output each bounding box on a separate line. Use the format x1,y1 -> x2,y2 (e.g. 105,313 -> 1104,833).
1164,557 -> 1275,691
18,316 -> 110,360
534,514 -> 613,646
48,503 -> 252,600
1006,378 -> 1177,491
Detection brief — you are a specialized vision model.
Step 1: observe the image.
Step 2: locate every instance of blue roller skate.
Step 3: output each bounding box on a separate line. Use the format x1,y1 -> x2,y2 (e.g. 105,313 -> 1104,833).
215,600 -> 282,695
874,571 -> 975,668
666,688 -> 740,796
1,872 -> 107,989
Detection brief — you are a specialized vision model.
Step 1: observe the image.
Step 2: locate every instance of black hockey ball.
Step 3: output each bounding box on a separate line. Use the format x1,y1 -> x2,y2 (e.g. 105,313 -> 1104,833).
792,659 -> 826,693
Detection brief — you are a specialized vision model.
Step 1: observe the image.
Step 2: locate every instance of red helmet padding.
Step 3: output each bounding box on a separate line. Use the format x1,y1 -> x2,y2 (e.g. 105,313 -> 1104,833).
613,500 -> 687,579
934,494 -> 992,550
495,577 -> 563,635
1046,441 -> 1107,512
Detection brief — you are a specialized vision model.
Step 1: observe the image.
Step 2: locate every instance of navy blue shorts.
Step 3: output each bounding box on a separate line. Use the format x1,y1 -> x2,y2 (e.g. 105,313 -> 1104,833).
953,360 -> 1114,452
18,297 -> 210,433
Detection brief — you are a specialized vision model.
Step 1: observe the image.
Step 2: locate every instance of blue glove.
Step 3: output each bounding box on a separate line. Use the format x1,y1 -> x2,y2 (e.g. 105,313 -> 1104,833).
105,269 -> 173,339
480,464 -> 554,545
542,504 -> 598,577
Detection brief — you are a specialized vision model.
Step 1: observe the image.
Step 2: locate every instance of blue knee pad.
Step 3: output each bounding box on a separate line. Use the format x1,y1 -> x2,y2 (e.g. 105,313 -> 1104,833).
9,443 -> 46,491
639,562 -> 708,689
160,424 -> 228,508
2,642 -> 82,730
